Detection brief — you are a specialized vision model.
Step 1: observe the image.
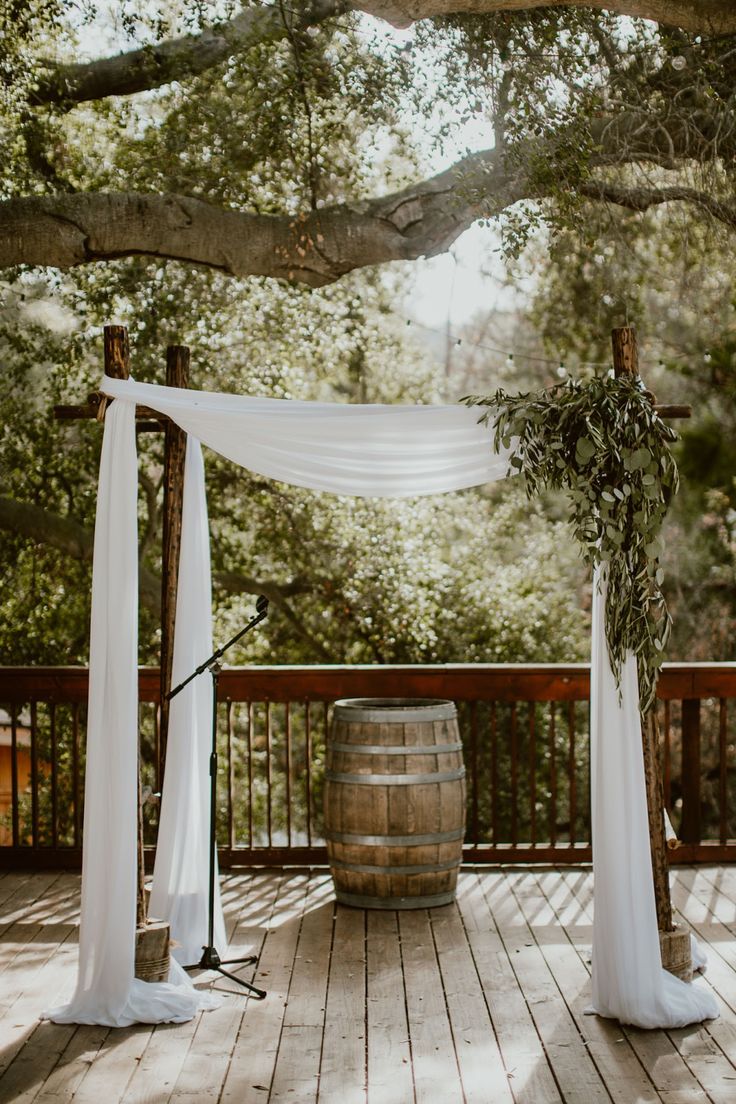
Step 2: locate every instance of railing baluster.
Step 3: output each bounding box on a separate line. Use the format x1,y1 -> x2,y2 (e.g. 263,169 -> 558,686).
663,699 -> 671,810
266,700 -> 272,847
31,701 -> 38,848
50,702 -> 58,849
322,702 -> 329,841
247,701 -> 254,848
568,701 -> 576,846
10,705 -> 19,848
720,698 -> 728,845
549,703 -> 557,846
226,699 -> 234,850
529,702 -> 536,846
305,702 -> 312,847
285,701 -> 292,847
470,702 -> 479,846
491,702 -> 498,846
681,698 -> 701,844
72,702 -> 81,848
510,703 -> 518,847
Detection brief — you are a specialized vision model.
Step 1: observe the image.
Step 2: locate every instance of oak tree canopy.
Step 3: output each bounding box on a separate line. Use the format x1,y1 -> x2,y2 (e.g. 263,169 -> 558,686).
1,0 -> 734,284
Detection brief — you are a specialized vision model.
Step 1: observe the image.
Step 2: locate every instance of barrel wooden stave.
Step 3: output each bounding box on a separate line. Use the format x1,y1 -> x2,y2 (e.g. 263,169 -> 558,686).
324,700 -> 465,909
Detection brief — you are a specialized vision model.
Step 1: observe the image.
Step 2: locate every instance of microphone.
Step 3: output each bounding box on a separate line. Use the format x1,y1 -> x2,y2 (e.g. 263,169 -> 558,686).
167,594 -> 270,700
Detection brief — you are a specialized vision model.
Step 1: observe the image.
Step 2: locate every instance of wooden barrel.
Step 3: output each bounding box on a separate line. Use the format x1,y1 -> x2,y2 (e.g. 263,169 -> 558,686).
324,698 -> 466,909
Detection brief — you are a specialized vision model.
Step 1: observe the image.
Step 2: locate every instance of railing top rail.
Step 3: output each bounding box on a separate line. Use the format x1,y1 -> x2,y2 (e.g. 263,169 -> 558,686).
1,663 -> 735,703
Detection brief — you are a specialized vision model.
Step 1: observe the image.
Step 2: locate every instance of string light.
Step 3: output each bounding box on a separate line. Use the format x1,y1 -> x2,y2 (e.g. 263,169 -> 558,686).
404,316 -> 609,371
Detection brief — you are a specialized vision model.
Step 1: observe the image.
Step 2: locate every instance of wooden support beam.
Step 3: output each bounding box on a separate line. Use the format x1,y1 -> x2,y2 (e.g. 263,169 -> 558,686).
611,324 -> 674,936
158,346 -> 190,786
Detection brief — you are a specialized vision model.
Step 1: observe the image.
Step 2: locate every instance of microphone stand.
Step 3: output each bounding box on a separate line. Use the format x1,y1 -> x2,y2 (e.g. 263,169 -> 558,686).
167,595 -> 269,998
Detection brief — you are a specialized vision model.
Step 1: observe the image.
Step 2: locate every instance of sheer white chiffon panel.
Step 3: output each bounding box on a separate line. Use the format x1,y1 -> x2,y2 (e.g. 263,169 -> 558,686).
589,573 -> 718,1028
149,436 -> 227,965
44,403 -> 215,1026
99,376 -> 512,497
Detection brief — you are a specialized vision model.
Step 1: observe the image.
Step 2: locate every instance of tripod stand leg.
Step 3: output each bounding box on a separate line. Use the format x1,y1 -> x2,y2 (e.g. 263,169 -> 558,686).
220,954 -> 257,966
214,965 -> 267,999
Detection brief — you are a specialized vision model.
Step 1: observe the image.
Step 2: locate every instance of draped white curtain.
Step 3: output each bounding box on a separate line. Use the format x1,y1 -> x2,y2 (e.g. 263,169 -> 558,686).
589,572 -> 717,1027
47,373 -> 718,1029
149,436 -> 227,965
45,402 -> 214,1026
99,375 -> 514,497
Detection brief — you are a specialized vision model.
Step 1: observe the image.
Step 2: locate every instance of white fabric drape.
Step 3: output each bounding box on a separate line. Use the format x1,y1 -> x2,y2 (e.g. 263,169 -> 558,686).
99,376 -> 514,497
45,402 -> 212,1026
589,572 -> 718,1027
53,373 -> 718,1029
149,437 -> 227,965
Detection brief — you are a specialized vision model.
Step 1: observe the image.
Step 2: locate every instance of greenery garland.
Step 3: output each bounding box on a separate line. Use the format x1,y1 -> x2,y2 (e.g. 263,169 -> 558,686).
464,374 -> 679,712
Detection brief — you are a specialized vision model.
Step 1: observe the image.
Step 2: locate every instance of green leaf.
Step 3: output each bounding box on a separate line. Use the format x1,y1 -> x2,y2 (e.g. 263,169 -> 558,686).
576,436 -> 596,460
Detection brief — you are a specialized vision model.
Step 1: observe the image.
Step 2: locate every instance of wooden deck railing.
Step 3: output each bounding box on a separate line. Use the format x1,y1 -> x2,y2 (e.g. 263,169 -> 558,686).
1,664 -> 734,868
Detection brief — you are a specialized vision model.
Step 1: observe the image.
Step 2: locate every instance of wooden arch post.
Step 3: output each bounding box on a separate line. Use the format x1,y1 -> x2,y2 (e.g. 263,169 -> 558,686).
158,346 -> 189,786
611,325 -> 692,979
611,327 -> 672,933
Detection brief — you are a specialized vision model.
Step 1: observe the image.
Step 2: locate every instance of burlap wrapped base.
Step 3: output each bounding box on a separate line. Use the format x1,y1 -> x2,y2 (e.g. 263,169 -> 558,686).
135,918 -> 171,983
660,925 -> 692,982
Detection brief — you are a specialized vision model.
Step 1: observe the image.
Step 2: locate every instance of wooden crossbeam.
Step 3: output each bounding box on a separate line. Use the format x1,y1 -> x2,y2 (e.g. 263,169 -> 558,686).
54,394 -> 171,432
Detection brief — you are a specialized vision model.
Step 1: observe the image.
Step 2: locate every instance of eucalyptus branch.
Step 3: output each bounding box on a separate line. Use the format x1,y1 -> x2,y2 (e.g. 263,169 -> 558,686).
465,375 -> 679,711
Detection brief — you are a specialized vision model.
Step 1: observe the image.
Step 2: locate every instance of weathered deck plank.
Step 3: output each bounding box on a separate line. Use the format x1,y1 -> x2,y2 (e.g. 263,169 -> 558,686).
365,910 -> 413,1104
455,872 -> 563,1104
0,868 -> 734,1104
561,865 -> 729,1104
318,904 -> 367,1104
483,869 -> 612,1104
523,868 -> 660,1104
220,872 -> 311,1103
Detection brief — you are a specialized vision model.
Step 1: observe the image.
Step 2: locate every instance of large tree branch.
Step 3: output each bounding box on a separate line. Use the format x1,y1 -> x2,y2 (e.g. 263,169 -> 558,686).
0,494 -> 160,613
357,0 -> 736,35
31,1 -> 736,108
34,0 -> 346,107
0,114 -> 729,283
0,150 -> 500,282
579,179 -> 736,228
0,496 -> 329,657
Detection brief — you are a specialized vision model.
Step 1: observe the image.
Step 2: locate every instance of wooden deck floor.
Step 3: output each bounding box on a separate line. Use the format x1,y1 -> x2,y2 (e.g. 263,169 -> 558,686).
1,867 -> 736,1104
